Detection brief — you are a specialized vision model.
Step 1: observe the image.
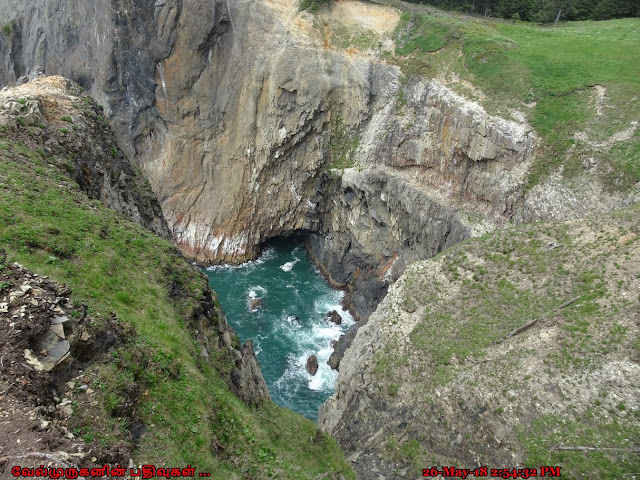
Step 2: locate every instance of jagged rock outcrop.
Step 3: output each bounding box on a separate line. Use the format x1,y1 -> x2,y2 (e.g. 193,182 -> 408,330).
191,286 -> 270,406
0,76 -> 169,237
318,207 -> 640,479
307,168 -> 472,320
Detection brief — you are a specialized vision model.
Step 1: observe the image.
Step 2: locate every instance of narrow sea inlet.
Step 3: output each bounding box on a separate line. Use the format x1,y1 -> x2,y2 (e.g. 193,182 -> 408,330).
203,238 -> 353,421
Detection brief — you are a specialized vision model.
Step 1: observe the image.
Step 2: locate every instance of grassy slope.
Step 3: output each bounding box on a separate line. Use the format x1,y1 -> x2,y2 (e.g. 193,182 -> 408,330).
373,204 -> 640,477
329,2 -> 640,192
0,123 -> 353,479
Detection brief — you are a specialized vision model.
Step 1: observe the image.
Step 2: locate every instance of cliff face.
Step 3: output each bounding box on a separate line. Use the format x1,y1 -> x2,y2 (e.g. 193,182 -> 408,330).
0,0 -> 533,270
1,0 -> 369,263
2,3 -> 638,477
318,207 -> 640,479
305,74 -> 534,320
0,76 -> 273,470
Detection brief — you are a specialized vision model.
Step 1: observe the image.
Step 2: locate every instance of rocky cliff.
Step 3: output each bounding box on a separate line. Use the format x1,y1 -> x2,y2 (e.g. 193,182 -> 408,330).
0,75 -> 169,237
0,77 -> 358,478
1,0 -> 636,312
319,206 -> 640,479
1,2 -> 638,478
0,0 -> 533,271
0,75 -> 269,412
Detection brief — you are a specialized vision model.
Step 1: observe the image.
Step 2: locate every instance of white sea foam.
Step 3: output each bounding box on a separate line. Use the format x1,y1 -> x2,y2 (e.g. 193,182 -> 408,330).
206,245 -> 276,271
280,249 -> 301,272
247,285 -> 268,298
280,258 -> 300,272
286,314 -> 301,325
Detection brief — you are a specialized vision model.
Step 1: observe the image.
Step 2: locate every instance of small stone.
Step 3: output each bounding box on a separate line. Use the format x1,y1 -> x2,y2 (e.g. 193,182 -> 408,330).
40,420 -> 51,429
20,285 -> 32,294
60,405 -> 73,417
66,381 -> 76,390
0,303 -> 8,313
91,457 -> 97,463
249,297 -> 263,311
86,388 -> 94,395
77,384 -> 88,391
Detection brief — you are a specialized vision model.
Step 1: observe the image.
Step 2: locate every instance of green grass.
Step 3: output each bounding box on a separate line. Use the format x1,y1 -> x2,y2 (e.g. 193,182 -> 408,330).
0,133 -> 354,479
369,204 -> 640,478
518,411 -> 640,480
330,24 -> 379,51
327,114 -> 359,170
385,10 -> 640,190
1,23 -> 10,36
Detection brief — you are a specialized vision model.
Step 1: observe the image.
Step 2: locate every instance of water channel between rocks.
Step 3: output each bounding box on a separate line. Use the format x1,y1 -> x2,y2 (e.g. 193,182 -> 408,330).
203,238 -> 354,421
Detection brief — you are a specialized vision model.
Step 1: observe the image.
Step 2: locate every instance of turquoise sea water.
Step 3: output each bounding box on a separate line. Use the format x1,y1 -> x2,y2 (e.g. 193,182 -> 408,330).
203,238 -> 353,421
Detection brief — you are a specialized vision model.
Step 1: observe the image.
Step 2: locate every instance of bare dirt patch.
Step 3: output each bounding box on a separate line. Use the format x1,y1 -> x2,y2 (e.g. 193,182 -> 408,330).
327,0 -> 400,35
0,261 -> 131,478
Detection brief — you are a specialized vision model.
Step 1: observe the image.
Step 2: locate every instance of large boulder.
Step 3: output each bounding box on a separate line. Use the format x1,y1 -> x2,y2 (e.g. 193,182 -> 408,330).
326,310 -> 342,325
306,355 -> 319,376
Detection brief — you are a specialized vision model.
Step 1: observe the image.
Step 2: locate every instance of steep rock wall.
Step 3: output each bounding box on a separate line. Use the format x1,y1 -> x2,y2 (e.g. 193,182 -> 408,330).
306,169 -> 471,320
0,0 -> 533,268
1,0 -> 374,263
306,75 -> 534,321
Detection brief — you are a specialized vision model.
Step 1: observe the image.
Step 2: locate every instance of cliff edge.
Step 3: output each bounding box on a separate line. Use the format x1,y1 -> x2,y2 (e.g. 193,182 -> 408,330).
319,206 -> 640,479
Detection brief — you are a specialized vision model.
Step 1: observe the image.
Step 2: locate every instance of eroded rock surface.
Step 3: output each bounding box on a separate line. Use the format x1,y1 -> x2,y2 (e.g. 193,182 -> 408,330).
319,207 -> 640,479
0,0 -> 533,270
0,76 -> 169,237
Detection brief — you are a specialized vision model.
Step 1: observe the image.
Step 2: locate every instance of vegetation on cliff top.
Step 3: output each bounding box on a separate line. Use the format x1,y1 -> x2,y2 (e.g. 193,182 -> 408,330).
372,205 -> 639,478
387,11 -> 639,190
320,1 -> 639,193
399,0 -> 640,22
0,113 -> 353,477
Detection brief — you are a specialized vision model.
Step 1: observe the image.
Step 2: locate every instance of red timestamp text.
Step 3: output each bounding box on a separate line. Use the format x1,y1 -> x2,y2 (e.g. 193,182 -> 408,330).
422,465 -> 562,478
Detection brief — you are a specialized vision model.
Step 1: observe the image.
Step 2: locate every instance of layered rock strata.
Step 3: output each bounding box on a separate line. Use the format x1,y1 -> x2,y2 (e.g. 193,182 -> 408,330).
0,0 -> 538,374
0,0 -> 532,267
